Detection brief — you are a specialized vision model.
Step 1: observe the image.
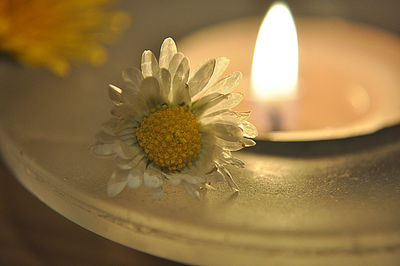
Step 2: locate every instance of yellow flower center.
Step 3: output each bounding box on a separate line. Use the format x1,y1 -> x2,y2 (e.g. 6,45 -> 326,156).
136,104 -> 202,172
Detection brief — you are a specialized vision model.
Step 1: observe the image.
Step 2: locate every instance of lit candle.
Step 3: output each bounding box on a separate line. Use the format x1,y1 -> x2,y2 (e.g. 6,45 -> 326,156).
249,1 -> 298,132
179,2 -> 400,141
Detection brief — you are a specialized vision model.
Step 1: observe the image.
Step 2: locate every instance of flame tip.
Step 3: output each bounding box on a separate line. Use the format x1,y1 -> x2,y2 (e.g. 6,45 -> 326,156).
251,1 -> 298,101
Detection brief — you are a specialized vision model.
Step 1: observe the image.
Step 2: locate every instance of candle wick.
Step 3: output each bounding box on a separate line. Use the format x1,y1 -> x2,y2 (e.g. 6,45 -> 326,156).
269,108 -> 281,131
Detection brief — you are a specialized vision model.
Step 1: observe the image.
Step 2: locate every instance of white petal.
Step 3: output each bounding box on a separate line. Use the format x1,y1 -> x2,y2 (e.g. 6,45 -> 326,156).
205,71 -> 242,95
191,93 -> 224,114
173,57 -> 190,85
202,123 -> 243,142
113,120 -> 137,133
118,134 -> 136,143
118,128 -> 136,138
219,151 -> 245,168
122,93 -> 148,116
240,121 -> 258,138
188,59 -> 215,97
127,173 -> 142,188
217,165 -> 239,192
215,137 -> 247,151
159,37 -> 177,69
182,181 -> 204,200
160,68 -> 171,102
200,110 -> 250,125
205,183 -> 217,191
107,168 -> 129,197
168,52 -> 184,79
241,137 -> 256,147
173,85 -> 191,106
95,131 -> 116,143
171,57 -> 191,105
201,57 -> 230,94
151,186 -> 163,200
141,50 -> 160,78
110,105 -> 139,121
140,77 -> 163,105
102,118 -> 119,135
127,167 -> 144,188
91,143 -> 115,157
113,144 -> 130,160
193,92 -> 243,116
119,141 -> 141,159
122,67 -> 143,90
108,84 -> 123,106
144,166 -> 163,188
127,159 -> 146,188
191,132 -> 218,174
117,152 -> 145,169
166,175 -> 181,186
170,172 -> 205,185
202,92 -> 243,116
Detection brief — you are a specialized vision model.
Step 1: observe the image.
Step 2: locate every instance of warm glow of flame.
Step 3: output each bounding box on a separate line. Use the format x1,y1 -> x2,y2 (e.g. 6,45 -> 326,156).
251,1 -> 298,101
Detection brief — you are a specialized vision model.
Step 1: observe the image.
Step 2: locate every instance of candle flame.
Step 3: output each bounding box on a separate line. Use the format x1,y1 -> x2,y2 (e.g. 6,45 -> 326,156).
251,1 -> 298,101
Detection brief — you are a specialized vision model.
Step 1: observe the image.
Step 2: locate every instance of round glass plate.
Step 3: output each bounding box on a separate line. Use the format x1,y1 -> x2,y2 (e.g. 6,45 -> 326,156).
0,1 -> 399,265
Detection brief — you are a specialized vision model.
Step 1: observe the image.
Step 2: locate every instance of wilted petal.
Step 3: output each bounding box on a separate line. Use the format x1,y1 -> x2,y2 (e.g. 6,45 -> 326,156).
141,50 -> 160,78
107,168 -> 129,197
159,37 -> 177,69
188,59 -> 215,97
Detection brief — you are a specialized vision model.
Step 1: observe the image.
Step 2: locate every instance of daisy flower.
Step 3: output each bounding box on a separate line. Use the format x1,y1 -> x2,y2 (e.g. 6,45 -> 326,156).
0,0 -> 129,76
92,38 -> 257,199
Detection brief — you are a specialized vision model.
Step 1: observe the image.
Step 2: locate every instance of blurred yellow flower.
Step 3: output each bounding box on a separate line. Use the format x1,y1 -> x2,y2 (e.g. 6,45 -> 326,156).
0,0 -> 129,75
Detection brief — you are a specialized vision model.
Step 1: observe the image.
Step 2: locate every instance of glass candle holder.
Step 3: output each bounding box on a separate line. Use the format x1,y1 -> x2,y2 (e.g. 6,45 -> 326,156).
0,1 -> 399,265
